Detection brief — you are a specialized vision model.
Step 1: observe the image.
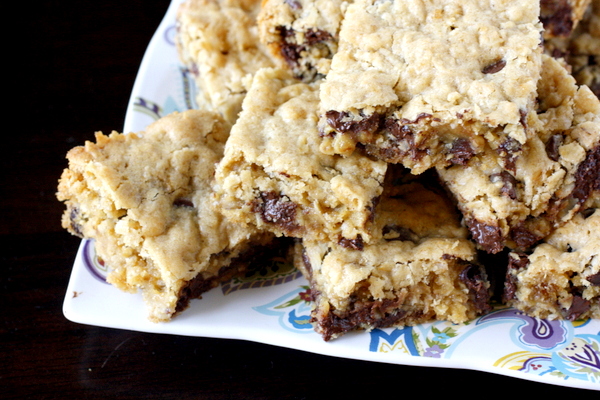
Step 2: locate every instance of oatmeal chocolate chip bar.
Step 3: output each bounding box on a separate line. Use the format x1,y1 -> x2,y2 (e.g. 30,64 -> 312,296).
540,0 -> 591,39
437,55 -> 600,254
560,0 -> 599,97
543,0 -> 599,98
318,0 -> 544,174
295,166 -> 490,341
176,0 -> 276,124
214,67 -> 387,246
257,0 -> 350,81
57,110 -> 274,322
504,206 -> 599,321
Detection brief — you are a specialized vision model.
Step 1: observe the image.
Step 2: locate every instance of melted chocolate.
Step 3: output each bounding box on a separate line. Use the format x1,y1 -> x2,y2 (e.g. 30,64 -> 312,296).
449,138 -> 475,165
510,224 -> 541,250
565,294 -> 590,321
325,110 -> 382,138
466,219 -> 504,254
176,239 -> 288,314
251,191 -> 299,233
459,263 -> 492,312
317,297 -> 409,341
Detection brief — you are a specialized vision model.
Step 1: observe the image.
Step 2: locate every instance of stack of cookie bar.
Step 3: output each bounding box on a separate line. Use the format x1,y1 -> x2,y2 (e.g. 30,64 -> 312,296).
56,110 -> 278,322
57,0 -> 599,340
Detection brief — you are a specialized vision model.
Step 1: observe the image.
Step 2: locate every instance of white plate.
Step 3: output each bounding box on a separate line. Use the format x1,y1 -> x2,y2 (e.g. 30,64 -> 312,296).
63,0 -> 600,390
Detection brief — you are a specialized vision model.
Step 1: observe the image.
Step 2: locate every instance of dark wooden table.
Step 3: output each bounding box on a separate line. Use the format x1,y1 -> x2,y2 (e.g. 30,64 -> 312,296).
4,1 -> 588,398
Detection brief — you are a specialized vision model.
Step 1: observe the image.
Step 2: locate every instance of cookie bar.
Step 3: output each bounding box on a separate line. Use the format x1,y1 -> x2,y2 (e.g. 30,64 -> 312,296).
318,0 -> 544,174
295,166 -> 491,341
257,0 -> 349,81
214,67 -> 387,247
176,0 -> 275,123
57,110 -> 274,322
540,0 -> 591,39
563,0 -> 599,98
504,206 -> 599,321
437,55 -> 600,254
544,0 -> 599,98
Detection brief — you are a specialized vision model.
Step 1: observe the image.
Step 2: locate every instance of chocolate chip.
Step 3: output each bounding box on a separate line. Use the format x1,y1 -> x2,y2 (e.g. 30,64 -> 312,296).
449,138 -> 475,165
498,137 -> 522,155
540,0 -> 574,37
69,206 -> 84,237
510,224 -> 541,250
173,198 -> 194,208
304,29 -> 333,46
565,294 -> 590,321
301,249 -> 313,278
276,26 -> 304,67
503,276 -> 518,302
278,25 -> 296,40
384,118 -> 412,141
466,219 -> 504,254
459,263 -> 492,312
490,171 -> 518,200
497,137 -> 522,172
519,109 -> 528,128
317,297 -> 408,341
587,272 -> 600,286
545,133 -> 563,161
366,198 -> 379,223
504,252 -> 529,301
280,43 -> 302,66
275,25 -> 333,79
581,208 -> 596,219
251,191 -> 299,232
482,59 -> 506,74
508,252 -> 530,271
374,118 -> 428,162
325,110 -> 382,138
338,235 -> 364,251
572,146 -> 600,203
